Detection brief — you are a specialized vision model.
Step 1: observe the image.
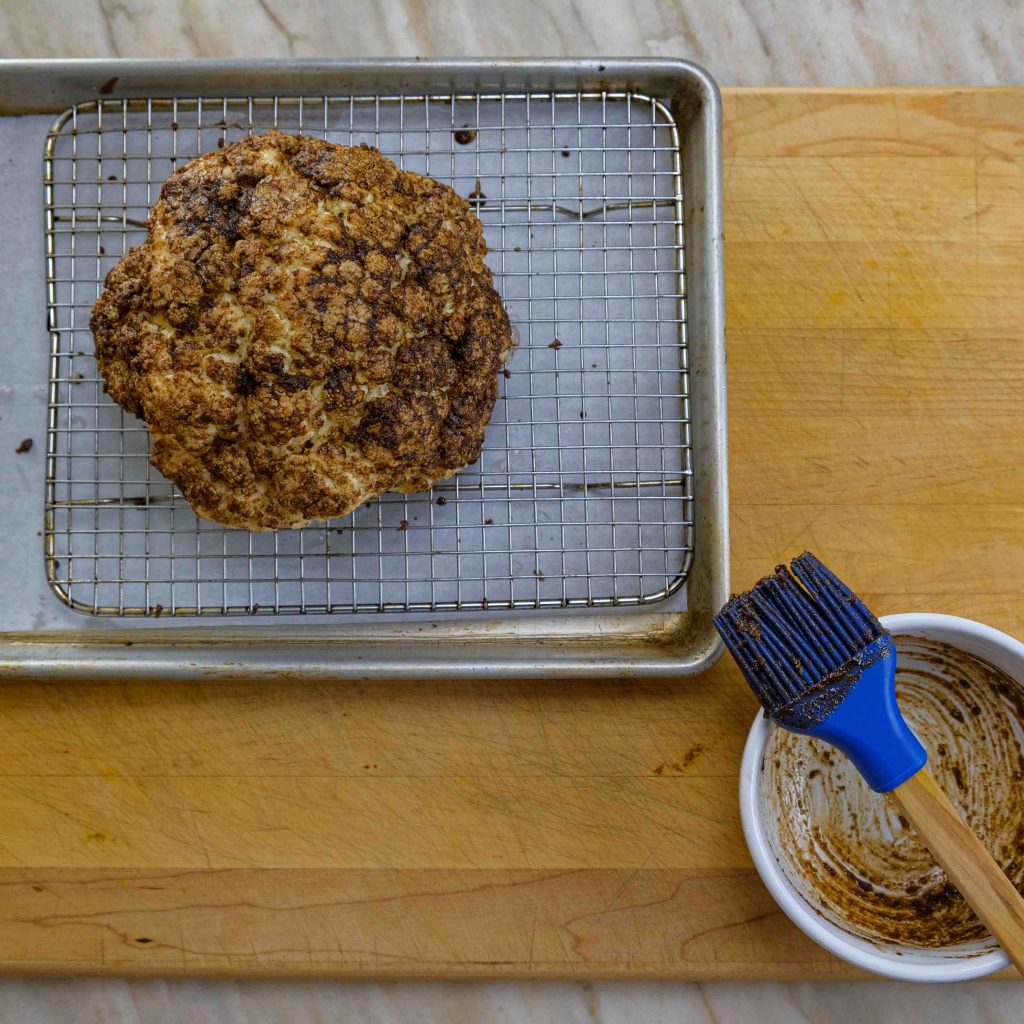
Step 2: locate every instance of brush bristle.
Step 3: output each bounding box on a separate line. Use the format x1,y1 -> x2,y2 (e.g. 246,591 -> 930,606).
713,552 -> 885,727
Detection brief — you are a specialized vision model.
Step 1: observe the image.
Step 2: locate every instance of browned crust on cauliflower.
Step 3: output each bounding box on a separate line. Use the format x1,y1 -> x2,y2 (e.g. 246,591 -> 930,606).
90,130 -> 512,530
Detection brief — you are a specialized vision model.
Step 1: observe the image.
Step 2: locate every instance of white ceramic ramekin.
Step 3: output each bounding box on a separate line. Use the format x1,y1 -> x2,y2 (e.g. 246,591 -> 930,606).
739,613 -> 1024,981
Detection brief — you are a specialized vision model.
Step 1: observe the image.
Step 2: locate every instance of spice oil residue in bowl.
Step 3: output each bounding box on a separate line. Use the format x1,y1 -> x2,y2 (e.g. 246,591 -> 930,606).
760,636 -> 1024,951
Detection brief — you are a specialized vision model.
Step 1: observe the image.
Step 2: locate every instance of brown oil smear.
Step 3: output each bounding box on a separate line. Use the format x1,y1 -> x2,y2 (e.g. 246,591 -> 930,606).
761,636 -> 1024,951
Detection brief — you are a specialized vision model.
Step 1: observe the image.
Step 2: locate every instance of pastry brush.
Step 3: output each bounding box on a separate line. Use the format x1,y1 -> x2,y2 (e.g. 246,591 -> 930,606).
714,552 -> 1024,973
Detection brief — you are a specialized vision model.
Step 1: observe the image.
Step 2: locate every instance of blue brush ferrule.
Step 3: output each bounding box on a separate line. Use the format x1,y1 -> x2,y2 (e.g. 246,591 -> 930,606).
789,635 -> 927,792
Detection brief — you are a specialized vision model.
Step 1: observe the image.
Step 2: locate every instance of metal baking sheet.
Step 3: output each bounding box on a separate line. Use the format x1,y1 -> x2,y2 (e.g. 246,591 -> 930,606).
0,59 -> 727,680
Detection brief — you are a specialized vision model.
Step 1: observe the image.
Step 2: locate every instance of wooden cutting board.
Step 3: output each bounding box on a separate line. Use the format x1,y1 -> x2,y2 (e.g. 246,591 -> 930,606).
2,87 -> 1023,979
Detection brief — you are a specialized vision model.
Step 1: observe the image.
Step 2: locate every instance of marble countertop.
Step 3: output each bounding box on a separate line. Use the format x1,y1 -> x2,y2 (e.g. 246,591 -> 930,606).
2,0 -> 1023,86
1,0 -> 1022,1020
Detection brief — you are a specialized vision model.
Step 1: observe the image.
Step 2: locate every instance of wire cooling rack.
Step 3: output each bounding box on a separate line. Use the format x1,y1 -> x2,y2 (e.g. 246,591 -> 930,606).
43,91 -> 692,616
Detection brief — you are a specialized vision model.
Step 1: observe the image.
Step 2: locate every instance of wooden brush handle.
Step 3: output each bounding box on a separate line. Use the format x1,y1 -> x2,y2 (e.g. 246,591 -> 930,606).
893,768 -> 1024,974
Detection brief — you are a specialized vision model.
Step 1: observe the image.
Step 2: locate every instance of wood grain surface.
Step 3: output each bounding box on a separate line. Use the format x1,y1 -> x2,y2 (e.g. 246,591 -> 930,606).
2,87 -> 1023,979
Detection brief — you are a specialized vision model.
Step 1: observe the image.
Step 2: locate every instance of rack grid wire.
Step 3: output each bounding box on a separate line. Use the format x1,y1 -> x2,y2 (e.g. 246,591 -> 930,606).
43,91 -> 693,616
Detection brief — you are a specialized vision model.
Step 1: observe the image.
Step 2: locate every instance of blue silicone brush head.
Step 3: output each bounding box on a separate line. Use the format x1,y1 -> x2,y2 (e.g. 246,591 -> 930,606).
714,552 -> 927,792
